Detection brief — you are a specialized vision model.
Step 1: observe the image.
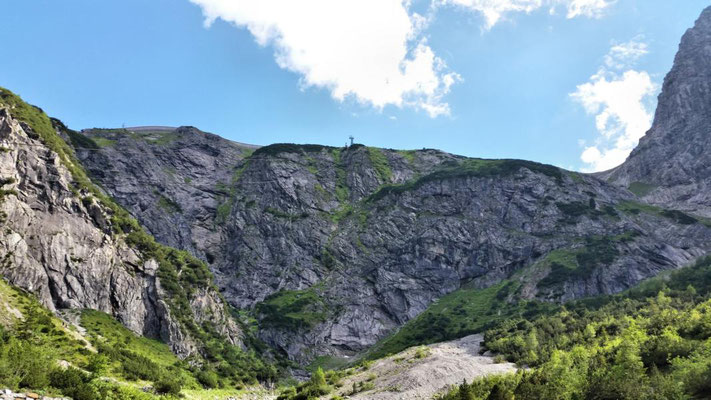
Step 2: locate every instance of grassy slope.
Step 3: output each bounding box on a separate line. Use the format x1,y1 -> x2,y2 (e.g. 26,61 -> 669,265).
79,310 -> 199,386
0,279 -> 91,366
0,278 -> 154,398
437,256 -> 711,399
0,277 -> 257,398
367,282 -> 554,360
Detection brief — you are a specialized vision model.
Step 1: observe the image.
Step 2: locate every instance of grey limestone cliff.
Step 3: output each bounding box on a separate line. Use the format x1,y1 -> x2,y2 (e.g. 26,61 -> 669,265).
602,6 -> 711,216
0,104 -> 241,359
74,133 -> 711,363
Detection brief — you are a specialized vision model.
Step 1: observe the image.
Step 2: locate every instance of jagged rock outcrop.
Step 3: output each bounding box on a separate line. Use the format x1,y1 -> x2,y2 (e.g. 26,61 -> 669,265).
0,105 -> 241,358
602,6 -> 711,216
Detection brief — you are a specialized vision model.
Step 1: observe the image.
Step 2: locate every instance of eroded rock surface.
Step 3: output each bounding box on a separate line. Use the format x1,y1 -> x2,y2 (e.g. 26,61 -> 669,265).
0,107 -> 241,358
74,129 -> 711,363
603,7 -> 711,216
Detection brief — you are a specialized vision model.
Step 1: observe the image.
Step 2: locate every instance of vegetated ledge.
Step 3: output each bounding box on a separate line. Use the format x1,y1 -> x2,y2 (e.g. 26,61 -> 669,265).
251,142 -> 370,157
366,158 -> 565,203
252,143 -> 338,157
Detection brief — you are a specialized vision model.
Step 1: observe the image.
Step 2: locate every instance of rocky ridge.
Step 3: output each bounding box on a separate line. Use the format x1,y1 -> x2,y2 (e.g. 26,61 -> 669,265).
74,134 -> 711,363
0,94 -> 242,360
602,7 -> 711,216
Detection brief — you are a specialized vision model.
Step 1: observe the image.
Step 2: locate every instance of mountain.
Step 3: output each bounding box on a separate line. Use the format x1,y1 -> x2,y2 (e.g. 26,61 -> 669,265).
1,5 -> 711,398
72,104 -> 711,362
0,89 -> 276,394
66,8 -> 711,360
602,7 -> 711,217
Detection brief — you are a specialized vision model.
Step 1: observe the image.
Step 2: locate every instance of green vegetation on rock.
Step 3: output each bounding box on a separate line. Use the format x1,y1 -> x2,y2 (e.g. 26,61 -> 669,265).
256,288 -> 328,330
439,256 -> 711,400
536,236 -> 621,289
252,143 -> 336,157
265,207 -> 309,221
628,181 -> 658,197
367,282 -> 554,360
368,159 -> 563,203
555,199 -> 618,223
157,195 -> 182,214
617,200 -> 704,225
367,147 -> 393,183
331,148 -> 350,203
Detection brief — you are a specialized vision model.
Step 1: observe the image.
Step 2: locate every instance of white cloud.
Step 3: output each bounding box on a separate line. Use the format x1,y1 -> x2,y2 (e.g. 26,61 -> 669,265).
189,0 -> 461,117
604,36 -> 649,69
565,0 -> 614,19
437,0 -> 542,29
571,38 -> 658,172
435,0 -> 614,30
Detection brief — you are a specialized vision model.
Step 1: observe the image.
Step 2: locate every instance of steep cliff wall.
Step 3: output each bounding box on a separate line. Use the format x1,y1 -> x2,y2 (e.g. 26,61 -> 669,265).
0,90 -> 242,362
75,131 -> 711,362
602,7 -> 711,216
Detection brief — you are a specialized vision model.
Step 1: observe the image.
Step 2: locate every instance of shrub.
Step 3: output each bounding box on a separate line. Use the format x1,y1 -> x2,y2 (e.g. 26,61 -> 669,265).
49,367 -> 87,390
256,288 -> 328,330
154,376 -> 182,395
197,369 -> 219,388
0,339 -> 54,390
85,353 -> 109,375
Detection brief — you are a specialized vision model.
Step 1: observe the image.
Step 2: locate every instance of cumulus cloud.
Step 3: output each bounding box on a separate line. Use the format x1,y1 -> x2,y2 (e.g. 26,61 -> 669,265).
189,0 -> 461,117
571,37 -> 658,172
435,0 -> 615,30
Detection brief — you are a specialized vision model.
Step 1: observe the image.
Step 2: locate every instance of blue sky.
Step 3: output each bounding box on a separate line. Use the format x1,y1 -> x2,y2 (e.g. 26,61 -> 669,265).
1,1 -> 708,171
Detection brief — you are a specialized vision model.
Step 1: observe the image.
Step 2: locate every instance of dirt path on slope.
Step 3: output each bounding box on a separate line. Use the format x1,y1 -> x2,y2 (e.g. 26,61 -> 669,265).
329,334 -> 517,400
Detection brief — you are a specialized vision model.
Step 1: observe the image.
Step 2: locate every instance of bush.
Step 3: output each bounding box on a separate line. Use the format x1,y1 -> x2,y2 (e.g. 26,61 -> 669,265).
197,369 -> 219,388
0,339 -> 54,390
49,367 -> 87,390
154,376 -> 182,395
85,353 -> 109,375
120,351 -> 161,381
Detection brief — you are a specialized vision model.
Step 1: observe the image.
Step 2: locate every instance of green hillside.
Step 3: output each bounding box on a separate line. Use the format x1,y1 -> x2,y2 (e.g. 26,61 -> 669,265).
439,256 -> 711,399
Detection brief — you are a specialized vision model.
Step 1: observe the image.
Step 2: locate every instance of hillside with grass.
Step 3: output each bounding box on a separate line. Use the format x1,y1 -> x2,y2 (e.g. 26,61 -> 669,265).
0,277 -> 280,399
436,256 -> 711,399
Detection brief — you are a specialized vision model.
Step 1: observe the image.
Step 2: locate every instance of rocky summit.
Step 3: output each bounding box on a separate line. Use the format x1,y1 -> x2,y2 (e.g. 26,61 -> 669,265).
602,7 -> 711,217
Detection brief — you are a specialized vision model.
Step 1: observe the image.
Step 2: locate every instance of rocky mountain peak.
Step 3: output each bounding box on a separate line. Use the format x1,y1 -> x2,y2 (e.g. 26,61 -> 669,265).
604,6 -> 711,215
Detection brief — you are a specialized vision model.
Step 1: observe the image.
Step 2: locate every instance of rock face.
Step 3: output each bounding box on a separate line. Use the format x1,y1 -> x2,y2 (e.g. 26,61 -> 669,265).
602,6 -> 711,216
0,106 -> 241,358
74,134 -> 711,363
70,126 -> 256,261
